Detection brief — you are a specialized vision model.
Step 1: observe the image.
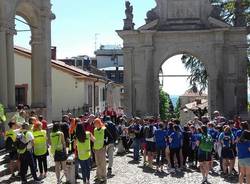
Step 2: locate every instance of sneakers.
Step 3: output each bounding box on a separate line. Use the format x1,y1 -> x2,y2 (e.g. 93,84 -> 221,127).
34,179 -> 43,184
107,167 -> 112,176
176,168 -> 181,172
10,173 -> 16,179
201,176 -> 208,183
169,168 -> 175,173
201,176 -> 207,183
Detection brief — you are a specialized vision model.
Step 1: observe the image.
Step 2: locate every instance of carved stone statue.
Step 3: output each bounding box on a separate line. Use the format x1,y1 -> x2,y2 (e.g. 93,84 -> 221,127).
123,1 -> 135,30
145,8 -> 158,24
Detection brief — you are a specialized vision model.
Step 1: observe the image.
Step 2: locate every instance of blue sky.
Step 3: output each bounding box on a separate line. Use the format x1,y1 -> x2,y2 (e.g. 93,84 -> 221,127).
15,0 -> 156,58
13,0 -> 197,95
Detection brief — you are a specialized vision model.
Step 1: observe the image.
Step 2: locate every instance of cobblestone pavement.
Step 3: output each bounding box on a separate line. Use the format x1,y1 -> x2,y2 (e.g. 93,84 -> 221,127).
0,150 -> 239,184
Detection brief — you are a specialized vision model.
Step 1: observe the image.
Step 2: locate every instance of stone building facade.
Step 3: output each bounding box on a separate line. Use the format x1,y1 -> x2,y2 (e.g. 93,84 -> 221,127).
0,0 -> 54,121
117,0 -> 249,118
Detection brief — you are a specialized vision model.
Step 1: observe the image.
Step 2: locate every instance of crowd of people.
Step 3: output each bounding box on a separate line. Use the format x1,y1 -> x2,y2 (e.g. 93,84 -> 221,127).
117,111 -> 250,184
3,106 -> 250,184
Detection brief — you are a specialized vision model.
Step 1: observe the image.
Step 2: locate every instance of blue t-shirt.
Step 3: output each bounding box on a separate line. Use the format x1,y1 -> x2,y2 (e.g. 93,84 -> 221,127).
237,141 -> 250,159
236,130 -> 243,140
219,132 -> 234,148
154,129 -> 167,148
208,128 -> 218,141
231,127 -> 238,138
169,131 -> 183,149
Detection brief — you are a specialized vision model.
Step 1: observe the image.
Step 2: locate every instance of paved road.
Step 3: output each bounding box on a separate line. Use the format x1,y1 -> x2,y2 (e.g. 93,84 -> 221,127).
0,150 -> 239,184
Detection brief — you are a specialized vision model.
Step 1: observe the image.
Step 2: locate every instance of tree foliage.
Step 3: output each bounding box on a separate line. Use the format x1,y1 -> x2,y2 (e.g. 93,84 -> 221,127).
211,0 -> 250,26
159,88 -> 176,120
181,55 -> 208,93
174,97 -> 181,119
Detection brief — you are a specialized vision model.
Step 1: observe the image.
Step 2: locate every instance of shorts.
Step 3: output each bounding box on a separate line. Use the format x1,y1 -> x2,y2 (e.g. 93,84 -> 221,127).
9,151 -> 18,161
146,141 -> 156,152
221,147 -> 235,159
238,158 -> 250,167
141,142 -> 147,150
198,149 -> 212,162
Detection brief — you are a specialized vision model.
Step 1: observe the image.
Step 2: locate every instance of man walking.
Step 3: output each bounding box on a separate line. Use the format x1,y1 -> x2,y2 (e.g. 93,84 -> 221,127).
104,116 -> 118,176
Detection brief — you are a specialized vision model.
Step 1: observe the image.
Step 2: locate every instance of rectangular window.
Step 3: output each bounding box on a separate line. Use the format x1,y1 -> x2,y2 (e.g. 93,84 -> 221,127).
102,88 -> 107,101
15,84 -> 28,106
76,60 -> 83,67
88,85 -> 92,106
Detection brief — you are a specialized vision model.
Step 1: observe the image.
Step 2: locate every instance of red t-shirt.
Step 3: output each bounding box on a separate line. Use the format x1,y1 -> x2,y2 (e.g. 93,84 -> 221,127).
41,120 -> 47,130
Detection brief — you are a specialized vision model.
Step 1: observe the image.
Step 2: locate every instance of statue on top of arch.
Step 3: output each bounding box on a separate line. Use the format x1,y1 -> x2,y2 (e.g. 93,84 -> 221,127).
123,1 -> 135,30
145,8 -> 158,24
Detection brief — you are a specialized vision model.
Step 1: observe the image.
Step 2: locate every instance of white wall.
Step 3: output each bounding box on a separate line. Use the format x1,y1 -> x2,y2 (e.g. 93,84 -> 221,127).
14,51 -> 124,121
51,67 -> 88,120
14,54 -> 32,105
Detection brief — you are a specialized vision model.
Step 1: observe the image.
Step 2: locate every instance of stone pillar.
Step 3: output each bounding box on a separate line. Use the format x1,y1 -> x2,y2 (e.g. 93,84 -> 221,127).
123,47 -> 134,117
30,12 -> 53,123
0,24 -> 8,107
30,33 -> 45,108
235,46 -> 248,114
6,25 -> 16,110
145,46 -> 155,115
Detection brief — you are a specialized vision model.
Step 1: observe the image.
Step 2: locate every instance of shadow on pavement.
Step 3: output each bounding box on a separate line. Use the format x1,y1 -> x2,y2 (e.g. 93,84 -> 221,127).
154,170 -> 169,178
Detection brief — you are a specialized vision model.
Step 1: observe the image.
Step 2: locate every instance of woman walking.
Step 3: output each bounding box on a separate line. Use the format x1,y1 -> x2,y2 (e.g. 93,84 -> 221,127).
50,122 -> 68,184
75,122 -> 95,184
237,130 -> 250,184
33,122 -> 48,178
196,125 -> 213,183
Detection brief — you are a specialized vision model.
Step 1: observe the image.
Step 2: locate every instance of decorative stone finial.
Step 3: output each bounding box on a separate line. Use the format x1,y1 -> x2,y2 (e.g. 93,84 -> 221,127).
145,8 -> 158,24
123,1 -> 135,30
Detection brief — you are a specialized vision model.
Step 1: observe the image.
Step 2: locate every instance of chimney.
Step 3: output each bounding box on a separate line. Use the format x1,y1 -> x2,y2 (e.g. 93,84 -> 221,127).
51,46 -> 57,60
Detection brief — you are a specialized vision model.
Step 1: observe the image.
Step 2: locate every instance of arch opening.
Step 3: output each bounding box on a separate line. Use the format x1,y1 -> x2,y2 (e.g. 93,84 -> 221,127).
14,15 -> 32,108
158,53 -> 208,123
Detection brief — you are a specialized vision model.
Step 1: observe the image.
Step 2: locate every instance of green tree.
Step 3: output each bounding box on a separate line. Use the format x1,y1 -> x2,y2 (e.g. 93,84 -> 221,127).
181,55 -> 207,93
211,0 -> 250,26
159,88 -> 175,120
174,97 -> 181,119
159,88 -> 168,120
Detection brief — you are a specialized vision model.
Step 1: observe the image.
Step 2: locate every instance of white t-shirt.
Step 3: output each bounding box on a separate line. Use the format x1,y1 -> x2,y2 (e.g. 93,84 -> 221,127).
25,131 -> 34,150
145,126 -> 157,142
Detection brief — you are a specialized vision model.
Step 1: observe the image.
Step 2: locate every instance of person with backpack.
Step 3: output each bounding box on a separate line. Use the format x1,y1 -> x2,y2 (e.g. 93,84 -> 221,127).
5,120 -> 20,178
144,122 -> 156,169
75,122 -> 95,184
219,125 -> 235,177
104,116 -> 118,175
196,125 -> 213,183
17,122 -> 42,184
33,122 -> 48,179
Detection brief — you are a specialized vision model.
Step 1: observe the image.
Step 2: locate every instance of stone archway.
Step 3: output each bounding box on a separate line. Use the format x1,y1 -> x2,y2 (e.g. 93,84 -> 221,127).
117,0 -> 248,118
0,0 -> 55,120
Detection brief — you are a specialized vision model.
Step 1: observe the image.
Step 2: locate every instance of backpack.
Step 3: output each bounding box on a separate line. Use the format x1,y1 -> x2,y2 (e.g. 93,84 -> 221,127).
106,122 -> 118,141
199,134 -> 213,152
144,125 -> 154,139
15,132 -> 28,150
5,137 -> 15,152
